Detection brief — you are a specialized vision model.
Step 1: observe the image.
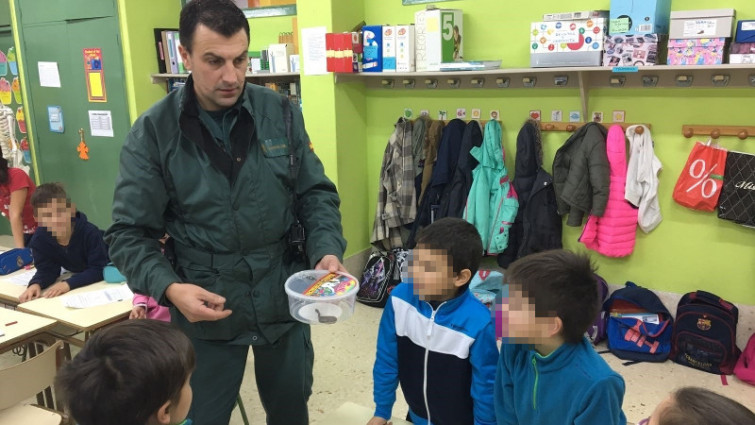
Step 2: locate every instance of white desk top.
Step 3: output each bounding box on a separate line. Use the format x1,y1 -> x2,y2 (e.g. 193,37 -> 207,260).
17,282 -> 131,332
0,308 -> 57,352
320,402 -> 411,425
0,404 -> 62,425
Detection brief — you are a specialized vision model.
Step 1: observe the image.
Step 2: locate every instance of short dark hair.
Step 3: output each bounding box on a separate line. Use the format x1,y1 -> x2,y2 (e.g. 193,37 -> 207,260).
659,387 -> 755,425
179,0 -> 250,53
416,217 -> 483,289
505,250 -> 598,344
30,182 -> 69,213
55,320 -> 195,425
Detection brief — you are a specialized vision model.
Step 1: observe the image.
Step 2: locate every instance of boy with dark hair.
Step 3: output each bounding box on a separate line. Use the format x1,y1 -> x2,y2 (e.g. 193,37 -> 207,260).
368,217 -> 498,425
495,249 -> 626,425
56,319 -> 195,425
18,182 -> 109,302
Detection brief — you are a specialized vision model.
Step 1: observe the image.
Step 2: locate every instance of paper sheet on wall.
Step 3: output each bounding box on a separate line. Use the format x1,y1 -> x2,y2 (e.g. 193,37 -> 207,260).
88,110 -> 113,137
37,61 -> 61,88
61,284 -> 133,309
0,268 -> 37,286
301,26 -> 327,75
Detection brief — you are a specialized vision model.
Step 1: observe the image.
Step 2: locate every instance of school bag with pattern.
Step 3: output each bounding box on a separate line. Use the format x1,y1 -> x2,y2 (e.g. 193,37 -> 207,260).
734,333 -> 755,385
586,273 -> 609,344
670,291 -> 741,375
604,281 -> 674,363
357,249 -> 408,308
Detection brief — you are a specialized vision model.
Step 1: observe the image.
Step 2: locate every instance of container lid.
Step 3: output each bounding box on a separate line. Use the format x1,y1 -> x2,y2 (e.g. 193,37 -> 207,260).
300,272 -> 358,297
671,9 -> 736,20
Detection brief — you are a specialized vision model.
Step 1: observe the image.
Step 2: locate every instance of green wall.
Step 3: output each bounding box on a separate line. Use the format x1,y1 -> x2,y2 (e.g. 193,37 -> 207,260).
353,0 -> 755,304
249,15 -> 293,51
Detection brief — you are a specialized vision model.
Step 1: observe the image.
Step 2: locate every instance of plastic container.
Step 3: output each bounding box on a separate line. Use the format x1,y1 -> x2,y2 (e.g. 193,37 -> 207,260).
284,270 -> 360,325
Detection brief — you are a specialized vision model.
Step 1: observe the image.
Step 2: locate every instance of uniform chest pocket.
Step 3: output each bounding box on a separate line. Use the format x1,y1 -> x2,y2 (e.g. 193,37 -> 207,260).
260,137 -> 290,158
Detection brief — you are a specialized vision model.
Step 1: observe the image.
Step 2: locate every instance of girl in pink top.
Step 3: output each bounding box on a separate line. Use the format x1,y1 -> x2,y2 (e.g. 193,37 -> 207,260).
0,156 -> 36,248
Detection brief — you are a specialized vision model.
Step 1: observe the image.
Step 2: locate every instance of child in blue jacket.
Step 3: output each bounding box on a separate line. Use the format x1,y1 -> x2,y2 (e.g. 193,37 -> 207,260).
18,182 -> 109,302
368,217 -> 498,425
495,250 -> 626,425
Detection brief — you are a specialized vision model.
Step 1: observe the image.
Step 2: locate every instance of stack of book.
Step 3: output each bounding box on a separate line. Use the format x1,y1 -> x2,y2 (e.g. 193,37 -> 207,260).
154,28 -> 185,74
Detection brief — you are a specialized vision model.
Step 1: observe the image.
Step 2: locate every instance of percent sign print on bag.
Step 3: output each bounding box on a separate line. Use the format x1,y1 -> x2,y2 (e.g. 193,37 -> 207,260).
686,159 -> 723,199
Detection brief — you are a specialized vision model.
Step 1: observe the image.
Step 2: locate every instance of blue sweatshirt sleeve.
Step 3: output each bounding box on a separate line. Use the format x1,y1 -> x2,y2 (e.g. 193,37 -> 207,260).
29,242 -> 61,289
373,293 -> 399,420
494,344 -> 518,425
470,320 -> 499,425
574,375 -> 627,425
65,225 -> 109,290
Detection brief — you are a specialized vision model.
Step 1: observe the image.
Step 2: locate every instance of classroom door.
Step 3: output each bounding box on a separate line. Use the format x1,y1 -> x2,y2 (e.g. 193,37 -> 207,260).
16,0 -> 130,228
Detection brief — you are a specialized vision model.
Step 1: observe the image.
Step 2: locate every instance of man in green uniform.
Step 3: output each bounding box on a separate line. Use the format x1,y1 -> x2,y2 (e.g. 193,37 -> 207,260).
105,1 -> 346,424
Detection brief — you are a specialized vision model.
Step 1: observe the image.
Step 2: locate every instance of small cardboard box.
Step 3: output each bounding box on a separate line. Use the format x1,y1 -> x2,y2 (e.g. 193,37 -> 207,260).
609,0 -> 672,35
530,18 -> 607,67
543,10 -> 608,22
362,25 -> 383,72
382,26 -> 396,72
603,34 -> 667,66
268,43 -> 293,73
735,20 -> 755,43
396,25 -> 415,72
729,42 -> 755,64
415,7 -> 463,71
670,9 -> 736,39
667,38 -> 728,65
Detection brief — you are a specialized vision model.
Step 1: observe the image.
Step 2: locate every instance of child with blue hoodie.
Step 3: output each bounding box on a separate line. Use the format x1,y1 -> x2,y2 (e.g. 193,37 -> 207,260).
18,182 -> 109,302
368,217 -> 498,425
495,250 -> 626,425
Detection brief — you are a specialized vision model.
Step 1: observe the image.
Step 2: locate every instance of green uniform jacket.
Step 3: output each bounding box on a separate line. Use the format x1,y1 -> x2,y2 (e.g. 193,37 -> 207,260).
106,76 -> 346,344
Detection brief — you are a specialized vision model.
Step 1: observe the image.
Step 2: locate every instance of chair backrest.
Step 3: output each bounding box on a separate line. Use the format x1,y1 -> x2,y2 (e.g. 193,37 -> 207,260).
0,341 -> 64,410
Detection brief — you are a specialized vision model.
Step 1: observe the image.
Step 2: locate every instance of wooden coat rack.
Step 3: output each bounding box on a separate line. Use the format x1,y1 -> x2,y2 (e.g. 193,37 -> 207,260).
682,125 -> 755,140
539,122 -> 650,134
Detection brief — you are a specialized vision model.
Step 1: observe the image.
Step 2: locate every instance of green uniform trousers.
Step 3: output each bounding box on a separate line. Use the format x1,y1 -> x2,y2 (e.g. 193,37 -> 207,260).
188,322 -> 314,425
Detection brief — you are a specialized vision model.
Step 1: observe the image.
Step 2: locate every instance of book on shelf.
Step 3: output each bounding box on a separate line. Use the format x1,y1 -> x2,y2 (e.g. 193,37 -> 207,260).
438,60 -> 502,71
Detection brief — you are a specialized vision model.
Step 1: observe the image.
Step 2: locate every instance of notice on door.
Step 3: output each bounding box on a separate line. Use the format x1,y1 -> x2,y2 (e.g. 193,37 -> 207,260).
37,61 -> 61,88
88,110 -> 113,137
83,48 -> 107,102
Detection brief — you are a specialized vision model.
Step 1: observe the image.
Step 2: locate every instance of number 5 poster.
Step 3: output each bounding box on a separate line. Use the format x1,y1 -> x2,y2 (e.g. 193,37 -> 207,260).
83,48 -> 107,103
673,142 -> 728,212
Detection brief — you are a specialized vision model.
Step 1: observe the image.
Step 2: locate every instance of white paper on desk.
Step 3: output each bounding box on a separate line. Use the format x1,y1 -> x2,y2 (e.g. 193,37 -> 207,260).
301,26 -> 327,75
38,61 -> 62,88
61,285 -> 133,309
1,268 -> 37,286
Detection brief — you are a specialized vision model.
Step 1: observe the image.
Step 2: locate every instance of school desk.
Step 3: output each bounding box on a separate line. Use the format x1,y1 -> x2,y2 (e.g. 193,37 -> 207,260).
0,308 -> 57,354
17,282 -> 132,346
0,267 -> 38,307
320,402 -> 412,425
0,404 -> 63,425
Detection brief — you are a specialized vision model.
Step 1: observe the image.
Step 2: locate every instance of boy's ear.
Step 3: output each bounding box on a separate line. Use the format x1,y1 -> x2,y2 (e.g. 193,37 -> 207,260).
549,316 -> 564,338
454,269 -> 472,288
153,400 -> 172,425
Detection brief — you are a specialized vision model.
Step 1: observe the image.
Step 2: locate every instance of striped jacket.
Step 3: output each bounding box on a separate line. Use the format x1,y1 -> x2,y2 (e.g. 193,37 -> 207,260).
372,282 -> 498,425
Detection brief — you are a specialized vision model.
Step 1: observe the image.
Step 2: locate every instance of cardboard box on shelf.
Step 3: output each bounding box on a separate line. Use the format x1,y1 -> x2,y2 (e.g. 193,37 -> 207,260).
609,0 -> 672,35
362,25 -> 383,72
735,20 -> 755,43
415,7 -> 463,71
729,42 -> 755,64
603,34 -> 667,66
543,10 -> 608,22
396,25 -> 415,72
669,9 -> 736,39
382,26 -> 397,72
268,43 -> 293,73
530,18 -> 607,67
667,38 -> 728,65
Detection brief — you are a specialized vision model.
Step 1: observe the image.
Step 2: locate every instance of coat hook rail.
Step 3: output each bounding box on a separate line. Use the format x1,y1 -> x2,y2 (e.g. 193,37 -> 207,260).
540,122 -> 651,133
682,125 -> 755,140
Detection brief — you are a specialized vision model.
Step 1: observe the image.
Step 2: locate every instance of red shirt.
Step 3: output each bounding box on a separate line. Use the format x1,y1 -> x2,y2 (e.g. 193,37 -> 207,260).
0,168 -> 37,234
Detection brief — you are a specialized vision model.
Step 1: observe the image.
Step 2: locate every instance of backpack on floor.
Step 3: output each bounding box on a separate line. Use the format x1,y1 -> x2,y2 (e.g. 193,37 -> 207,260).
670,291 -> 741,375
604,281 -> 674,363
735,333 -> 755,385
586,273 -> 609,345
0,248 -> 33,275
356,249 -> 408,308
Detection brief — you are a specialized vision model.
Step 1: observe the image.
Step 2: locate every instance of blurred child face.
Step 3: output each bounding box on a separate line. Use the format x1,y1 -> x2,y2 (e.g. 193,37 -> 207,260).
499,286 -> 557,344
35,198 -> 74,238
409,247 -> 460,301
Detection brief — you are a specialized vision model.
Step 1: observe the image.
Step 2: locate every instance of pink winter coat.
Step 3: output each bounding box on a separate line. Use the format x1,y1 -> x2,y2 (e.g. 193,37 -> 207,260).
579,125 -> 638,257
133,294 -> 171,322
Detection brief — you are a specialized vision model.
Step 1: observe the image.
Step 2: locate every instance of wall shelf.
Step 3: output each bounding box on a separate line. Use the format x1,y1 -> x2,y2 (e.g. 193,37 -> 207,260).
334,65 -> 755,120
150,72 -> 300,85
